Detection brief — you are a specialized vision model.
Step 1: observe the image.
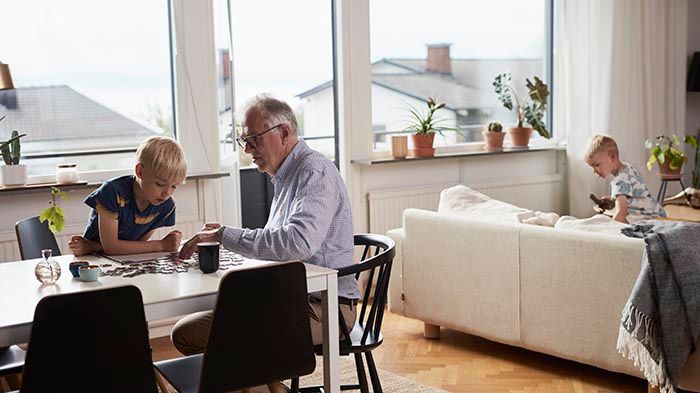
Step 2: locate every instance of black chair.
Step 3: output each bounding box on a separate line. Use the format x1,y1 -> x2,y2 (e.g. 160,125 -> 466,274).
291,233 -> 396,393
0,345 -> 25,389
19,286 -> 158,393
14,216 -> 61,260
154,262 -> 316,393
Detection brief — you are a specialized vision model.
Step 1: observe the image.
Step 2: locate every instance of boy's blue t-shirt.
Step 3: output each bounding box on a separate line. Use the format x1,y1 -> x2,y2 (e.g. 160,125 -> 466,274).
610,162 -> 666,219
83,175 -> 176,242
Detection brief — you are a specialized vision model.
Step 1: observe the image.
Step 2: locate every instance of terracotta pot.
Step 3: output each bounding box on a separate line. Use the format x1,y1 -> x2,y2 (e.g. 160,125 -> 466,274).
658,160 -> 683,180
410,133 -> 435,157
482,131 -> 505,151
508,127 -> 533,147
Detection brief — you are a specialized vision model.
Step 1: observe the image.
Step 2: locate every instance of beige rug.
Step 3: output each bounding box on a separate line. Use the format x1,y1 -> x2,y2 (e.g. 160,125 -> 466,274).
161,356 -> 448,393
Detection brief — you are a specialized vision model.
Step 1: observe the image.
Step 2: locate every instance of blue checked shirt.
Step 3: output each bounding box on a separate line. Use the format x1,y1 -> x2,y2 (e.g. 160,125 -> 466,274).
221,140 -> 359,299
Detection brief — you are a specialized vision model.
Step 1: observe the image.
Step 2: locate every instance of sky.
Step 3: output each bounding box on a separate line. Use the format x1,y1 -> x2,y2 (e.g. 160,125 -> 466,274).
0,0 -> 545,127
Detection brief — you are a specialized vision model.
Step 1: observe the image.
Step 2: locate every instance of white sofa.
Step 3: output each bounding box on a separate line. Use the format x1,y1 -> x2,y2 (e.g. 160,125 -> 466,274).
386,208 -> 700,390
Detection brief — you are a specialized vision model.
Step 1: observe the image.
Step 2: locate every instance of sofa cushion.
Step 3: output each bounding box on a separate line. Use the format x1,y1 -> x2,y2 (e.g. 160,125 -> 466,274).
438,185 -> 559,227
554,214 -> 630,237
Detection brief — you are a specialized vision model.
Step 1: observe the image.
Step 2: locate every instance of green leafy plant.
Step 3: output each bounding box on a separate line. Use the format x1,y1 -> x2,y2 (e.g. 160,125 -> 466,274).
644,134 -> 695,171
486,121 -> 503,132
687,129 -> 699,188
403,97 -> 456,135
493,73 -> 550,138
39,187 -> 69,233
0,115 -> 26,165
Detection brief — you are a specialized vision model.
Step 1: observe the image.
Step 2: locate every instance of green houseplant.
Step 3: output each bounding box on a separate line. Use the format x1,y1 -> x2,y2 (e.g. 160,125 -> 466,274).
0,115 -> 28,186
644,134 -> 693,178
493,73 -> 551,147
403,97 -> 454,157
482,121 -> 505,151
39,187 -> 69,233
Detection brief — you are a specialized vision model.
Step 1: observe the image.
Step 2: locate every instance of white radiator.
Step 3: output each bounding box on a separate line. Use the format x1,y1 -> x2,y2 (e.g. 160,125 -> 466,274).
367,174 -> 564,235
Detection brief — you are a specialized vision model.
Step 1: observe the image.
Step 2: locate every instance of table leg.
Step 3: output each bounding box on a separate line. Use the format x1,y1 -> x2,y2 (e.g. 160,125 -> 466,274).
322,272 -> 339,393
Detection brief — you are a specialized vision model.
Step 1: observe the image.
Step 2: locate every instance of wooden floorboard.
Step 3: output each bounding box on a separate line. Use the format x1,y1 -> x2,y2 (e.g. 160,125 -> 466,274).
151,310 -> 646,392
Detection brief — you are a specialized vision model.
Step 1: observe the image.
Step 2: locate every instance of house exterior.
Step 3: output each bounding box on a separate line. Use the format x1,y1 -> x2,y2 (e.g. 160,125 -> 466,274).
297,44 -> 543,150
0,85 -> 162,174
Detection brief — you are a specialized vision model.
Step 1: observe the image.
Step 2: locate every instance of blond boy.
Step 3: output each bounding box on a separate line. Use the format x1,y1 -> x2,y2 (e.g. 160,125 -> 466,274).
585,135 -> 665,223
69,136 -> 187,256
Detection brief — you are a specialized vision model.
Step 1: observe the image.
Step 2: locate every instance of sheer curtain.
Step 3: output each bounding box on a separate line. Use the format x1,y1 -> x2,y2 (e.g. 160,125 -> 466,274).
555,0 -> 687,217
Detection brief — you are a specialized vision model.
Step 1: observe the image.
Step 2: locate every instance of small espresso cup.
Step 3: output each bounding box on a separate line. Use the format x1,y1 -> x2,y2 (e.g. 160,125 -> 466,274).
69,261 -> 90,278
197,242 -> 220,273
78,265 -> 101,282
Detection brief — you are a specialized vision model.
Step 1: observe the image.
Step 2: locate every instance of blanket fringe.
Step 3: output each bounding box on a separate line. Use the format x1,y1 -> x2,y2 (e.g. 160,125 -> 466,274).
617,303 -> 675,393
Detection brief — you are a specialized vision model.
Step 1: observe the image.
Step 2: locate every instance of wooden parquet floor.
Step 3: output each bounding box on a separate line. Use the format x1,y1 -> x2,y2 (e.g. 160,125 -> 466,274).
151,310 -> 646,393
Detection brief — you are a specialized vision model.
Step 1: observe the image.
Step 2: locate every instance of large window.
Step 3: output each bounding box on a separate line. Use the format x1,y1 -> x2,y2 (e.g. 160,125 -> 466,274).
369,0 -> 550,151
0,0 -> 174,175
230,0 -> 338,166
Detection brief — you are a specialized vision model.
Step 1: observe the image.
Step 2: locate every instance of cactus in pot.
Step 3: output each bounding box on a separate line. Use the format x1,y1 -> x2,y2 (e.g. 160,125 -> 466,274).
483,121 -> 505,151
0,115 -> 29,186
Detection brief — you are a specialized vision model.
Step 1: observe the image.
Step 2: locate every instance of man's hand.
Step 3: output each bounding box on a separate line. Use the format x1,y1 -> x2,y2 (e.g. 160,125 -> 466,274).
200,222 -> 221,231
160,230 -> 182,252
68,236 -> 101,256
178,228 -> 222,260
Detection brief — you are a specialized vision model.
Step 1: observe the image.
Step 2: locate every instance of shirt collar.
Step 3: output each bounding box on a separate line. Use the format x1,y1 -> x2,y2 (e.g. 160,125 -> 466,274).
272,139 -> 307,183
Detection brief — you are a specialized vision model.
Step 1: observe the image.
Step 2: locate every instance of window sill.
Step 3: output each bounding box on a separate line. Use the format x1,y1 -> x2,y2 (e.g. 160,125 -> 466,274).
0,172 -> 230,197
352,145 -> 565,166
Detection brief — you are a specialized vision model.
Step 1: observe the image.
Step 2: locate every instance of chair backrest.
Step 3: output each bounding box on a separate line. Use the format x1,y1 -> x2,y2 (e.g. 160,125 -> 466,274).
20,286 -> 158,393
15,216 -> 61,260
338,234 -> 396,344
199,262 -> 315,393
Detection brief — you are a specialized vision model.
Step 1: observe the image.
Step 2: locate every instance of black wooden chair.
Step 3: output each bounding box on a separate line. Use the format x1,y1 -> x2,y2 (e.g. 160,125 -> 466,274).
19,286 -> 158,393
291,233 -> 396,393
14,216 -> 61,260
154,262 -> 316,393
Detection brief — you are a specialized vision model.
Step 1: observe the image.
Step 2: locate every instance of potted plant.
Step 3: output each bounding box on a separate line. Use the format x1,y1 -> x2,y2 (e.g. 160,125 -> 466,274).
493,73 -> 551,147
644,134 -> 692,179
0,115 -> 28,187
483,121 -> 505,151
404,97 -> 454,157
39,187 -> 69,233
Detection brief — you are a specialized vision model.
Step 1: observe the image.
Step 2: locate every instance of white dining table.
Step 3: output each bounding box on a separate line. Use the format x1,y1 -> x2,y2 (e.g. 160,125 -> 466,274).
0,254 -> 340,393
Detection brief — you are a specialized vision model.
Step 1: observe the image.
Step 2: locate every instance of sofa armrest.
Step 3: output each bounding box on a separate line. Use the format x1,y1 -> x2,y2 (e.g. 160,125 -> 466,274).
386,227 -> 405,315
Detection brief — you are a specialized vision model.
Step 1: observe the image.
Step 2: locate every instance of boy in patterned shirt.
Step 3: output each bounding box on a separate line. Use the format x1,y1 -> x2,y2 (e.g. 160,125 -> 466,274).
585,135 -> 666,223
69,136 -> 188,256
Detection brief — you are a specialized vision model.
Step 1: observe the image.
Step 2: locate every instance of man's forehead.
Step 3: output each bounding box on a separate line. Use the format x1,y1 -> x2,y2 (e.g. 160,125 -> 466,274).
243,113 -> 271,131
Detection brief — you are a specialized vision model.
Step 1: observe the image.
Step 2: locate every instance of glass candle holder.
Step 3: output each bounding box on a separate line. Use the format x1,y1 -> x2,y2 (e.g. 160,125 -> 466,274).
35,249 -> 61,285
56,163 -> 79,184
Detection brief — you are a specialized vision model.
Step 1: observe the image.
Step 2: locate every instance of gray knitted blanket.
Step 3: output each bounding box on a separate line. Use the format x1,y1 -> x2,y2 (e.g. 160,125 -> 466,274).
618,221 -> 700,393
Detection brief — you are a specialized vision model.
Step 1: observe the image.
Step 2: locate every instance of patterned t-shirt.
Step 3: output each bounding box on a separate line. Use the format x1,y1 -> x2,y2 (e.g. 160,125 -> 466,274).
83,175 -> 176,242
610,162 -> 666,220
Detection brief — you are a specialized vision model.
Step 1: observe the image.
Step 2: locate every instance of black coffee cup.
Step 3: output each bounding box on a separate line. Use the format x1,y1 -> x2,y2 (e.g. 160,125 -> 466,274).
197,242 -> 220,273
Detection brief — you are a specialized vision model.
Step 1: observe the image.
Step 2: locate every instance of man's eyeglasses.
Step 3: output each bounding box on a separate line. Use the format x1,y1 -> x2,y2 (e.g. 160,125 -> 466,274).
236,124 -> 284,149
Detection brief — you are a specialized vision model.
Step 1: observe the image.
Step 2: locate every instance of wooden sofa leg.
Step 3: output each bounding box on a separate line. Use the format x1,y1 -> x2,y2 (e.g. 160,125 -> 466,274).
647,384 -> 660,393
424,323 -> 441,339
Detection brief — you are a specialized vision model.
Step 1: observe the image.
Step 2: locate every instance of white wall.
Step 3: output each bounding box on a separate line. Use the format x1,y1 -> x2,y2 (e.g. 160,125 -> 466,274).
686,0 -> 700,187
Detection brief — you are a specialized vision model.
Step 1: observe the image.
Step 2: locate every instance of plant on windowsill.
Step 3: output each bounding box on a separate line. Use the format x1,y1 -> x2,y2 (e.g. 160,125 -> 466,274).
403,97 -> 455,157
39,187 -> 69,233
0,115 -> 28,187
482,121 -> 504,151
493,72 -> 551,147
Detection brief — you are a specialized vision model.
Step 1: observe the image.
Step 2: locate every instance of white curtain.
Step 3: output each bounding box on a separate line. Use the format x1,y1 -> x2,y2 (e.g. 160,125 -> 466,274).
555,0 -> 687,217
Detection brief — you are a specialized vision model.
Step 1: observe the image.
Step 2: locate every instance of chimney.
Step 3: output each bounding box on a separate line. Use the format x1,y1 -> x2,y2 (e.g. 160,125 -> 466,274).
426,43 -> 451,75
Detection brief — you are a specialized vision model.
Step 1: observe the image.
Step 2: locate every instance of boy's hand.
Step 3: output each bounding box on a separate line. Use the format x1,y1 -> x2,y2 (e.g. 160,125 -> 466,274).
599,196 -> 616,210
68,235 -> 100,256
178,228 -> 222,260
161,230 -> 182,252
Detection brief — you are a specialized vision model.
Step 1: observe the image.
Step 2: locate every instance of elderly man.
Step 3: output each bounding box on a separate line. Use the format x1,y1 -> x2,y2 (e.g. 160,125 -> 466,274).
172,94 -> 358,359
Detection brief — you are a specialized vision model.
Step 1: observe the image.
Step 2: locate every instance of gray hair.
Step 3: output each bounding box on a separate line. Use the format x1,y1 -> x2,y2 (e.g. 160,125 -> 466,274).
242,94 -> 298,136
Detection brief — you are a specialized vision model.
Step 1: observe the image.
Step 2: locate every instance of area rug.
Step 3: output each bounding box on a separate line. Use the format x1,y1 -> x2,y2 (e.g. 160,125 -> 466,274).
160,356 -> 448,393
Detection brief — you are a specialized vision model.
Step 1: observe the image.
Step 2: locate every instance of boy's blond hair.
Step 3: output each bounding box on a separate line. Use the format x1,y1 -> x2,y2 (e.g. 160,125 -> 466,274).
585,135 -> 619,164
136,136 -> 187,181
